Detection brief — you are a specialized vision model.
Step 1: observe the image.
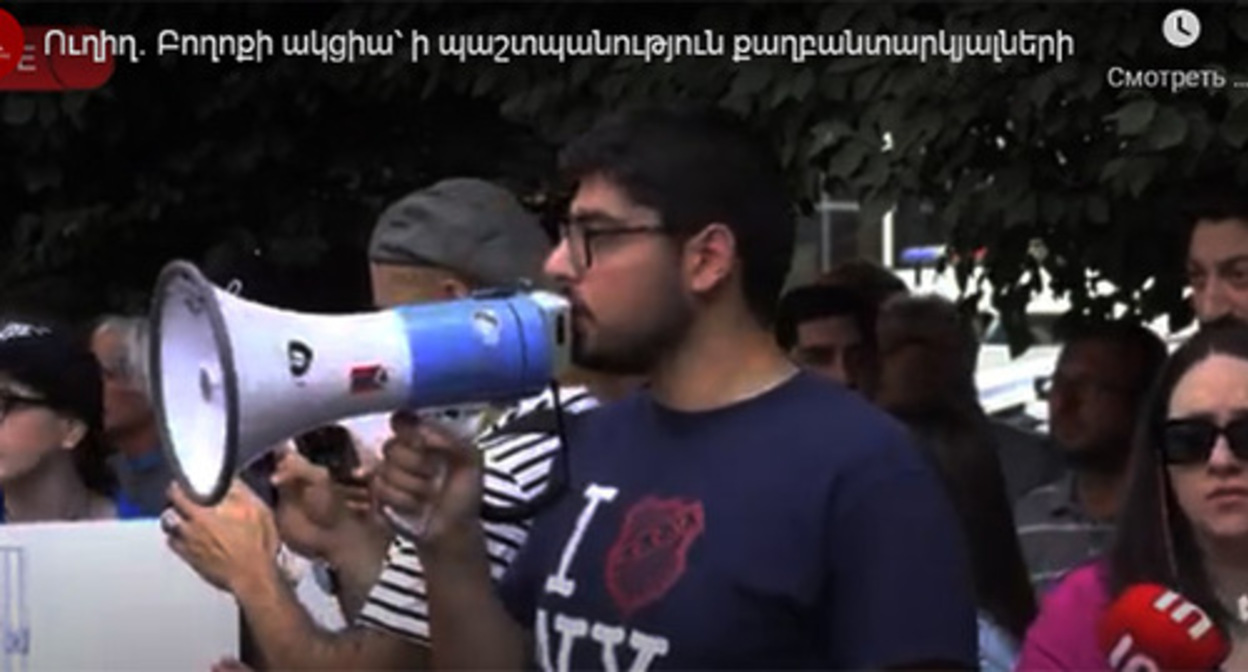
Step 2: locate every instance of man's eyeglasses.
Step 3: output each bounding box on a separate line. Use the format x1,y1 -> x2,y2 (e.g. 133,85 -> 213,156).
557,214 -> 666,272
1161,417 -> 1248,465
0,392 -> 53,423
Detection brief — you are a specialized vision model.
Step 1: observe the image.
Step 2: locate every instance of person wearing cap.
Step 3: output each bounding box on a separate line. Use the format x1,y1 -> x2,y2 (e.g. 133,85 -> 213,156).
0,317 -> 144,523
162,177 -> 621,670
368,177 -> 555,309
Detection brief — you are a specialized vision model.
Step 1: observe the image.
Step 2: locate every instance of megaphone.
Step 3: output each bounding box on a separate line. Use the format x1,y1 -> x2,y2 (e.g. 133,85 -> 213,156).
147,260 -> 571,509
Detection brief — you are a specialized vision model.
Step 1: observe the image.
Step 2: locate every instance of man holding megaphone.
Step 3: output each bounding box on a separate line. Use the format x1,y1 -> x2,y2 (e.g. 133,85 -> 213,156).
374,105 -> 979,669
162,177 -> 615,670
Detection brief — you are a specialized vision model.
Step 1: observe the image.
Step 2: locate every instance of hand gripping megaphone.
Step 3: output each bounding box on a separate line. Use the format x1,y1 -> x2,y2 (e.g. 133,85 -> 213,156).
147,260 -> 571,520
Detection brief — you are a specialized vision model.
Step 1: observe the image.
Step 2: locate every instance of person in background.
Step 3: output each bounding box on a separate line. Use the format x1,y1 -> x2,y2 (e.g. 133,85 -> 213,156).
377,105 -> 976,668
1014,320 -> 1166,593
1185,188 -> 1248,325
774,283 -> 874,391
89,315 -> 170,517
816,260 -> 907,396
1018,322 -> 1248,670
826,258 -> 1060,503
875,294 -> 1063,504
924,425 -> 1037,672
0,317 -> 143,522
820,260 -> 1057,487
162,177 -> 618,670
871,294 -> 1037,670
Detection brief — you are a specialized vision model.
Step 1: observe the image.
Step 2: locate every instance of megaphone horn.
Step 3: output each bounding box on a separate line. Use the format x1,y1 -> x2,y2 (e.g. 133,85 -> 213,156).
148,260 -> 571,507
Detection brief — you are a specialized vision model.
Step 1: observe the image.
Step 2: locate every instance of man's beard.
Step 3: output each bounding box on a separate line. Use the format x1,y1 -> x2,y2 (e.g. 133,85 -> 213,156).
571,290 -> 693,376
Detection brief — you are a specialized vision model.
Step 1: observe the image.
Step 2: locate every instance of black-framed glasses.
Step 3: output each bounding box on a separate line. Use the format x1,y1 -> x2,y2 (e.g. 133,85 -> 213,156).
1161,417 -> 1248,465
557,214 -> 666,272
0,392 -> 52,422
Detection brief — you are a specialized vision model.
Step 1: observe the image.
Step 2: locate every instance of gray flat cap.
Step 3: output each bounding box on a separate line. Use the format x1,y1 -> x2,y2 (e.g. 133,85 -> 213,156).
368,178 -> 552,287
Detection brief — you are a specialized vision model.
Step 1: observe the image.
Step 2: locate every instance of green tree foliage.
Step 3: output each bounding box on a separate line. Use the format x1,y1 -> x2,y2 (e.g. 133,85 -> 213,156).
3,2 -> 1242,351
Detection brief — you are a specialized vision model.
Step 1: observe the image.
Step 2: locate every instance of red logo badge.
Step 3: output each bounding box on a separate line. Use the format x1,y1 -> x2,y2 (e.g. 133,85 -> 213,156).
0,24 -> 116,91
604,496 -> 705,618
0,10 -> 24,81
349,365 -> 389,394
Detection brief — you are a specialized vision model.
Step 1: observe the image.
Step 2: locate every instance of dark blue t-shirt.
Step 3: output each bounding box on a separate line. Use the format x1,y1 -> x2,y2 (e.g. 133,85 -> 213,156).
498,372 -> 977,670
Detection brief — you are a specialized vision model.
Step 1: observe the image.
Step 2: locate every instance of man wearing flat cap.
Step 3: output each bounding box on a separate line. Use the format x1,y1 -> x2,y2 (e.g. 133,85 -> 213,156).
165,178 -> 605,670
369,177 -> 555,303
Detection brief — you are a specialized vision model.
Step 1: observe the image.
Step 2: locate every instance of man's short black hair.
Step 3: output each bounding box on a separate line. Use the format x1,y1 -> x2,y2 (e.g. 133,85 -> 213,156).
820,260 -> 909,310
1183,183 -> 1248,225
558,104 -> 795,325
1174,182 -> 1248,252
775,284 -> 871,350
1059,318 -> 1168,402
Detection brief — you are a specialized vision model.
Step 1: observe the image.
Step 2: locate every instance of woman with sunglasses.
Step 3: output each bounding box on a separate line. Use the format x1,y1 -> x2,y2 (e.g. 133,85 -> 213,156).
0,318 -> 142,523
1018,321 -> 1248,669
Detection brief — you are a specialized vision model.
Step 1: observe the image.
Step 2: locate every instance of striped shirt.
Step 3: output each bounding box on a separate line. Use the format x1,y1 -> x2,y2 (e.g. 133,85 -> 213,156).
1014,474 -> 1114,594
356,386 -> 597,644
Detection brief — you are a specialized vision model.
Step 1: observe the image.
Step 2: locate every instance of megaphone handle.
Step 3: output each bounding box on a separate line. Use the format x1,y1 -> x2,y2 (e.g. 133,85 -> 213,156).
384,505 -> 433,540
383,454 -> 447,541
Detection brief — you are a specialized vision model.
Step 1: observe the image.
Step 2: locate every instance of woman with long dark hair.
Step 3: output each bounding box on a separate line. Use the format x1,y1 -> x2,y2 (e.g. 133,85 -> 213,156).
875,295 -> 1038,670
1019,321 -> 1248,668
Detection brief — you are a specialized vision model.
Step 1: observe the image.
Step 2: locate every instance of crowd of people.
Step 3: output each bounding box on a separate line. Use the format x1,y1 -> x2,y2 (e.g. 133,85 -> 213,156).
3,104 -> 1248,670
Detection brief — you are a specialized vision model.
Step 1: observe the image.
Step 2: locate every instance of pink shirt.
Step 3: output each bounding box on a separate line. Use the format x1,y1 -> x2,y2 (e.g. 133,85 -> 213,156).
1016,562 -> 1112,671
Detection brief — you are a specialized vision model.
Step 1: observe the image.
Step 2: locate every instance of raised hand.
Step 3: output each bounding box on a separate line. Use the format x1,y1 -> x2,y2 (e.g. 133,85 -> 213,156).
374,411 -> 484,554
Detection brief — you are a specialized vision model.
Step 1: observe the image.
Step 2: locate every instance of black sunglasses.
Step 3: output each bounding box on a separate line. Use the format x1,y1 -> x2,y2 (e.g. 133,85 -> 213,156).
1161,417 -> 1248,465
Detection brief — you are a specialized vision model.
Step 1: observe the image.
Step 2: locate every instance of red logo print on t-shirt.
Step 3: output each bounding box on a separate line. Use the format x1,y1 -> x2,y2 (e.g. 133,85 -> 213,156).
604,496 -> 705,619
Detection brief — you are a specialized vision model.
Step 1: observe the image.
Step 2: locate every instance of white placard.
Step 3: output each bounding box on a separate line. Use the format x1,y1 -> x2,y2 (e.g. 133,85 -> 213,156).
0,519 -> 238,671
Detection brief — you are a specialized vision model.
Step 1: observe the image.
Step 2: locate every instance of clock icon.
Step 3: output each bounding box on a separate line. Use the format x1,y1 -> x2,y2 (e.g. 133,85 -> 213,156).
1164,9 -> 1201,48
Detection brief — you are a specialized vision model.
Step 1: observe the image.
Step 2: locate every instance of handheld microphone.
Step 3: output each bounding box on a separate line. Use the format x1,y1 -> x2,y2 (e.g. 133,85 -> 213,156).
1096,583 -> 1230,671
